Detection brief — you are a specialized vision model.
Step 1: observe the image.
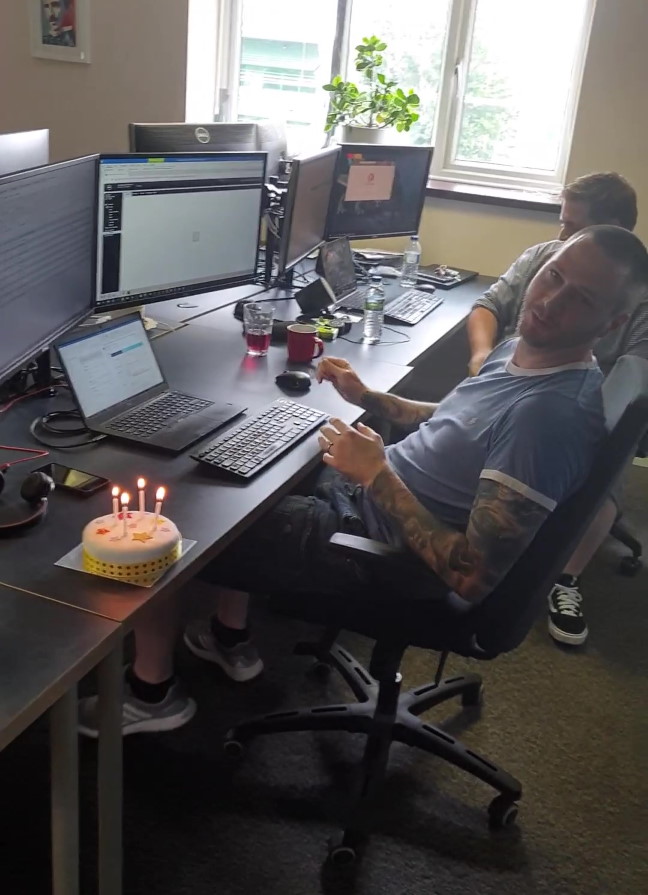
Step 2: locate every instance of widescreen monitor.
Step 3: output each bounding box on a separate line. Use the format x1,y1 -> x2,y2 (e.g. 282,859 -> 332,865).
277,146 -> 339,275
95,152 -> 266,311
0,129 -> 49,176
0,155 -> 97,384
129,121 -> 287,177
325,144 -> 432,240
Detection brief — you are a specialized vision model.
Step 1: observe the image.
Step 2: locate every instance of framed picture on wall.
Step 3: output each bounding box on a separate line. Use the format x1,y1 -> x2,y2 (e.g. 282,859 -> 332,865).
30,0 -> 91,64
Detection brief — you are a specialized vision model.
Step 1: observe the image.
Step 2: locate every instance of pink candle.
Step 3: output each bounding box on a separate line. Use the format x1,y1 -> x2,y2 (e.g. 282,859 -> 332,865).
120,492 -> 130,538
152,486 -> 165,530
137,478 -> 146,516
111,486 -> 120,522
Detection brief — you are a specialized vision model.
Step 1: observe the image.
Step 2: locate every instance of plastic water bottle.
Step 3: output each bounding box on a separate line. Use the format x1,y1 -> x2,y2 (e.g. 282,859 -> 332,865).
363,275 -> 385,344
400,235 -> 422,287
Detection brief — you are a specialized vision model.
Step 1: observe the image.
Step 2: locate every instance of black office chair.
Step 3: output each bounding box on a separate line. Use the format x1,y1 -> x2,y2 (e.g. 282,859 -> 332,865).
224,356 -> 648,864
609,432 -> 647,575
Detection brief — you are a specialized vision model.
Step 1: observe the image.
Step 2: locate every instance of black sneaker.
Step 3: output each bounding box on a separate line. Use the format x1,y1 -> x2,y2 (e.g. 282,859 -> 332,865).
547,575 -> 588,646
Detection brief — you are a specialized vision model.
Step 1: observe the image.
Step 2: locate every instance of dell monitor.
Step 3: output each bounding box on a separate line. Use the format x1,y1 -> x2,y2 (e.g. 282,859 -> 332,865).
129,121 -> 287,178
0,128 -> 49,176
277,146 -> 339,276
325,144 -> 432,240
0,155 -> 97,385
95,152 -> 266,312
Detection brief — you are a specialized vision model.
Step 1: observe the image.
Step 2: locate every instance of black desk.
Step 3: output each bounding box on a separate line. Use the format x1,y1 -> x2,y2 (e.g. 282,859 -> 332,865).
163,275 -> 492,370
0,585 -> 122,895
147,282 -> 268,326
0,321 -> 411,624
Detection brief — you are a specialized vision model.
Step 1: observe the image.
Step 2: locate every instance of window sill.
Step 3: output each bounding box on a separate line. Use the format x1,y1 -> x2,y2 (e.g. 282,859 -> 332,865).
426,178 -> 561,214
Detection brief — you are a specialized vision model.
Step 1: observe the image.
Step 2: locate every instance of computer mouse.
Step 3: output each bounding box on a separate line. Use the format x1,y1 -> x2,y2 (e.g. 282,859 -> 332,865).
416,283 -> 438,293
275,370 -> 312,392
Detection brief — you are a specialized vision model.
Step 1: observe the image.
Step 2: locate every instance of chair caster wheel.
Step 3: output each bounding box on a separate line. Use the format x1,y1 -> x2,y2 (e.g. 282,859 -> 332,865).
461,683 -> 484,707
309,660 -> 333,679
223,738 -> 245,758
327,832 -> 361,867
618,555 -> 641,576
488,794 -> 519,829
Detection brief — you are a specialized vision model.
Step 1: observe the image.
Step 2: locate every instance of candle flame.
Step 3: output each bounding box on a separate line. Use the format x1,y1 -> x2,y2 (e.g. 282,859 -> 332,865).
120,491 -> 130,505
111,486 -> 120,497
155,486 -> 165,501
137,477 -> 146,489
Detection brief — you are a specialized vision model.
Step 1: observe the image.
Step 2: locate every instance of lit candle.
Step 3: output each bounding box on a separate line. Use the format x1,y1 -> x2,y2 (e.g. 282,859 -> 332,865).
152,486 -> 165,530
120,491 -> 130,538
111,486 -> 120,522
137,477 -> 146,516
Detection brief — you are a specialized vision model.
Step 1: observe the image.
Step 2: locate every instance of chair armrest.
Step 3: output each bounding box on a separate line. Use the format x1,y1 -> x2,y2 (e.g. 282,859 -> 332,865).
328,532 -> 406,562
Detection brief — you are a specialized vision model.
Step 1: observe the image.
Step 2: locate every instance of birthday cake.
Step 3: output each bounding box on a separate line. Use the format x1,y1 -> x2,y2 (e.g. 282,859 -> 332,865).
82,511 -> 182,585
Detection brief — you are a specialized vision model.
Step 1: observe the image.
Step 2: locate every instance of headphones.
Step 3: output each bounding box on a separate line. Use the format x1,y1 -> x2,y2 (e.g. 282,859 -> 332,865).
0,468 -> 54,537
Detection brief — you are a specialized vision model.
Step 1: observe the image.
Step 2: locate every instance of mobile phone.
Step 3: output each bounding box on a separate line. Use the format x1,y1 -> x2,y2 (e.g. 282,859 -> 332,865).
34,463 -> 110,496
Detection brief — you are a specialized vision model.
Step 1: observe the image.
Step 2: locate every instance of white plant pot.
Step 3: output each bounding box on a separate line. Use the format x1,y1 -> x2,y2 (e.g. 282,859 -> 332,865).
341,125 -> 386,144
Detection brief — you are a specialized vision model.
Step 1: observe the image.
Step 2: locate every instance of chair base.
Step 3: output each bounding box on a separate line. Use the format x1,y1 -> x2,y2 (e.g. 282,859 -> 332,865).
224,637 -> 522,856
610,517 -> 643,576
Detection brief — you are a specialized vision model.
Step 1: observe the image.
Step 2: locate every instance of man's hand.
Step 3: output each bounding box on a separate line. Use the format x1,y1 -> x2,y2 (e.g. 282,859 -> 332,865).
468,348 -> 491,376
318,418 -> 386,488
316,357 -> 367,406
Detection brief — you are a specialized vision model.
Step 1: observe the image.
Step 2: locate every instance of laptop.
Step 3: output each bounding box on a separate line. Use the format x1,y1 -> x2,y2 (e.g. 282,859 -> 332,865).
315,237 -> 442,326
57,314 -> 246,452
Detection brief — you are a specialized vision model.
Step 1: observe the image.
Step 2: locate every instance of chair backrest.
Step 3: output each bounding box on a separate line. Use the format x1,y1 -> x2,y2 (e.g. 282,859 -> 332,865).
470,355 -> 648,656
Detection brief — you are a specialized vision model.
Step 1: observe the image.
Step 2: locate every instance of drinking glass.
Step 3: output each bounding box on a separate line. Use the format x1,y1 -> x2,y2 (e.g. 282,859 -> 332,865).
243,302 -> 274,356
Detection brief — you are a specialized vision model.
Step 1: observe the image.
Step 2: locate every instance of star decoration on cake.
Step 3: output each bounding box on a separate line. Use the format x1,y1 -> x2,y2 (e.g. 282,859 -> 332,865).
132,531 -> 153,542
95,527 -> 110,535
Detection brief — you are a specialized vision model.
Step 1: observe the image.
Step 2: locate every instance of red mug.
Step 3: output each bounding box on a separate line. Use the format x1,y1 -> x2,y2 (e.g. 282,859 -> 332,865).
287,324 -> 324,363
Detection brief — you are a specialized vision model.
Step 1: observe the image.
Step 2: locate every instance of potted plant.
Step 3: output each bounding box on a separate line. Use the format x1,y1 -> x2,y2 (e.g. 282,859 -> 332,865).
323,36 -> 420,143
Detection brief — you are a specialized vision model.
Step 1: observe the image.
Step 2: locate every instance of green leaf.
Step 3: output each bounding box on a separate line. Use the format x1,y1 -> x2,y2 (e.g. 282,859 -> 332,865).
376,42 -> 387,51
407,93 -> 420,105
322,84 -> 336,92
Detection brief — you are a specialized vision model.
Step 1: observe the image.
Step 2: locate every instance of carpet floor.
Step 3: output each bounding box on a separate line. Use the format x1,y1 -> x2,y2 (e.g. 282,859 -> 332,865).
1,465 -> 647,895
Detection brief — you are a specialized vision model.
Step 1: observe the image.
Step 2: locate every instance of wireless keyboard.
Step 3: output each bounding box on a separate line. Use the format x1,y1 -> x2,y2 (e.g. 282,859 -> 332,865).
338,288 -> 442,325
191,399 -> 327,479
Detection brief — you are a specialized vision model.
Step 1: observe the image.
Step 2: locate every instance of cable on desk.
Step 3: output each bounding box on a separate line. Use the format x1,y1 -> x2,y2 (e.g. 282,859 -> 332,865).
29,415 -> 106,449
0,443 -> 49,470
341,324 -> 411,346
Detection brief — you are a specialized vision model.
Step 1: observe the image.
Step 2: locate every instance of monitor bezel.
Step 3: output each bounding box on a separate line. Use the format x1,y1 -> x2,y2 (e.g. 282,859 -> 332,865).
0,154 -> 98,386
325,143 -> 433,241
94,151 -> 267,312
277,146 -> 339,276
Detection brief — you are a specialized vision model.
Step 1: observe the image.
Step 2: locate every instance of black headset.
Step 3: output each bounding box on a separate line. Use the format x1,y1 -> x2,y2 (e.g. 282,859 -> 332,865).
0,468 -> 54,536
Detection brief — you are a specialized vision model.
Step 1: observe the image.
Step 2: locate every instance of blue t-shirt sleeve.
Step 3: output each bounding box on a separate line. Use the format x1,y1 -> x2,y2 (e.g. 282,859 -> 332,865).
482,394 -> 601,510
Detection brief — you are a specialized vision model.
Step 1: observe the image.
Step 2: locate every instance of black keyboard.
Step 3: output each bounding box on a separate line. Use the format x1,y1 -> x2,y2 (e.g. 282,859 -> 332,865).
191,399 -> 327,479
106,392 -> 212,438
338,288 -> 442,325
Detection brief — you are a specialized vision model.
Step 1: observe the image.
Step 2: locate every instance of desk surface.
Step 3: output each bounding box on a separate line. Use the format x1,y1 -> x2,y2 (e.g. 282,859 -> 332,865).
0,585 -> 120,750
159,275 -> 491,370
0,321 -> 410,624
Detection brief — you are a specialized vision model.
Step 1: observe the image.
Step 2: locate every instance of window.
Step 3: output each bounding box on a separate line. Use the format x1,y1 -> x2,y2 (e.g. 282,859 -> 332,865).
200,0 -> 595,190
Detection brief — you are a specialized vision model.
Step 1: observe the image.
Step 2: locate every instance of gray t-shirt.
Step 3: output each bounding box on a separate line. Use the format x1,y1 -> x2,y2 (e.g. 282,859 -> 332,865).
472,239 -> 648,375
360,339 -> 605,542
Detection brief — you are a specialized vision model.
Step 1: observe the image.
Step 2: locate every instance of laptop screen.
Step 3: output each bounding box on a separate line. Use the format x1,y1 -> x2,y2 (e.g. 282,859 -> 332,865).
57,316 -> 164,419
318,238 -> 356,298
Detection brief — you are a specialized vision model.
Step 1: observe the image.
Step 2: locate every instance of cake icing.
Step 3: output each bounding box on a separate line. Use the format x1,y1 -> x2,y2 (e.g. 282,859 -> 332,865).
82,511 -> 181,585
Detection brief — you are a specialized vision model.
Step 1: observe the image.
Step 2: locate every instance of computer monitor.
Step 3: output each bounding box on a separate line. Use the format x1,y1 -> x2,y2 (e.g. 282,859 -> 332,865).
277,146 -> 339,276
0,156 -> 97,385
95,152 -> 266,312
325,144 -> 433,240
0,129 -> 49,176
129,121 -> 287,178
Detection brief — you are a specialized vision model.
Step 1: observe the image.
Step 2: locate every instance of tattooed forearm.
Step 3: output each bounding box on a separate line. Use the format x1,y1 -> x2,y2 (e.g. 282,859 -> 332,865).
369,469 -> 549,603
359,390 -> 438,426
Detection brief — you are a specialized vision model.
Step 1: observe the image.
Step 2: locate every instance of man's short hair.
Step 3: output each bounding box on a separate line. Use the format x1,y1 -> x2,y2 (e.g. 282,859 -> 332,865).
571,224 -> 648,311
562,172 -> 638,231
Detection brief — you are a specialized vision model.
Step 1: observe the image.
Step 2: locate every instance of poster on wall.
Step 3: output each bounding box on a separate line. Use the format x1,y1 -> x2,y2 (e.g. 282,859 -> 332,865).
30,0 -> 91,63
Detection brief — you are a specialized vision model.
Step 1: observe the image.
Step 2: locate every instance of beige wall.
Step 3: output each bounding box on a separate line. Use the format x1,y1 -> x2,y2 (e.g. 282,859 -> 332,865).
0,0 -> 189,161
0,0 -> 646,277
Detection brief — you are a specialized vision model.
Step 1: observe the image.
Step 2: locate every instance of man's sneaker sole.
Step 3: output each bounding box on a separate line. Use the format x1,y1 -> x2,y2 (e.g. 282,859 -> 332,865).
183,632 -> 263,682
78,698 -> 197,738
548,618 -> 589,646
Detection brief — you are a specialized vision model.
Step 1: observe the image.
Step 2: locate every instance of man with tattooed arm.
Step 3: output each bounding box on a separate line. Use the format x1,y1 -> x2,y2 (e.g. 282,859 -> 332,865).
78,225 -> 648,737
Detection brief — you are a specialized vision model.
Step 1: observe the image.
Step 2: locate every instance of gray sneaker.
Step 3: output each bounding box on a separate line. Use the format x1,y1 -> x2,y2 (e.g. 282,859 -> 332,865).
78,680 -> 196,738
183,618 -> 264,682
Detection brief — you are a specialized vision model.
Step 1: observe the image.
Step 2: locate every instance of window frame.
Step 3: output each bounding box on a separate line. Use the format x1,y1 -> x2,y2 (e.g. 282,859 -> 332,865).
207,0 -> 595,192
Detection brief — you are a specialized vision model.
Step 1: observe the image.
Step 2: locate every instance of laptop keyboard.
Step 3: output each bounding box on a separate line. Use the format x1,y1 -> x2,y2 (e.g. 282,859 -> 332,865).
337,287 -> 442,325
106,392 -> 213,438
192,399 -> 327,479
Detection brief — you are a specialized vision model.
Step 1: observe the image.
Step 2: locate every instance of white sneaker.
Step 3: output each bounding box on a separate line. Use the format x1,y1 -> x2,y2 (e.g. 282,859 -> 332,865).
183,618 -> 264,682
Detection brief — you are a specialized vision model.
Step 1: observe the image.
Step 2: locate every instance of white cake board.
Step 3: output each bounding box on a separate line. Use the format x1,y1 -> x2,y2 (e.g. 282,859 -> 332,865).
55,539 -> 197,588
